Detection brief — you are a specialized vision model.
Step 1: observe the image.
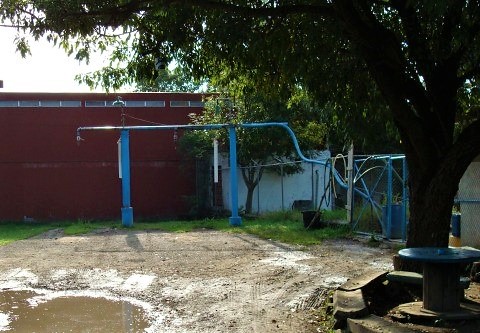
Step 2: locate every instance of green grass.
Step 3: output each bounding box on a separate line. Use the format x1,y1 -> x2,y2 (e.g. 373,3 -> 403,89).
322,209 -> 347,221
62,220 -> 119,235
0,209 -> 352,247
0,222 -> 55,246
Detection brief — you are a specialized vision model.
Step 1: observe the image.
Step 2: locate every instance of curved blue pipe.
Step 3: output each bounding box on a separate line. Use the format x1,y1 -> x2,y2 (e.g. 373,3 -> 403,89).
239,123 -> 369,200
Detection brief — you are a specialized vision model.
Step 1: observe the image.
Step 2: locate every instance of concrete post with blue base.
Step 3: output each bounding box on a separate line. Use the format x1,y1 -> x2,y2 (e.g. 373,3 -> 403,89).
120,129 -> 134,227
228,126 -> 242,226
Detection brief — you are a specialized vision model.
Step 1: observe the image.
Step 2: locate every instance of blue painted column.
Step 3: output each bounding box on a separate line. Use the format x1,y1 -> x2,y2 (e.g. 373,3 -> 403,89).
120,129 -> 134,227
402,157 -> 408,241
386,156 -> 393,239
228,125 -> 242,226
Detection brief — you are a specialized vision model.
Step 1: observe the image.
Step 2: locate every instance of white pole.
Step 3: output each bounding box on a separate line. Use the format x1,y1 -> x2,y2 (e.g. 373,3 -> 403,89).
346,143 -> 354,223
118,138 -> 122,178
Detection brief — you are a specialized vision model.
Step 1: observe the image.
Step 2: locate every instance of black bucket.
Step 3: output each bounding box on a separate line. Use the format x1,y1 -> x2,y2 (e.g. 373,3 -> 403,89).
302,210 -> 323,229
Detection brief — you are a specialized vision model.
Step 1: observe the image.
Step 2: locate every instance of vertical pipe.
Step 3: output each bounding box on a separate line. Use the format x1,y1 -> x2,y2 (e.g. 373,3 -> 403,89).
402,157 -> 408,241
386,156 -> 393,239
346,144 -> 354,224
280,164 -> 284,211
228,126 -> 242,226
257,166 -> 260,215
311,162 -> 314,208
120,129 -> 134,227
213,139 -> 219,183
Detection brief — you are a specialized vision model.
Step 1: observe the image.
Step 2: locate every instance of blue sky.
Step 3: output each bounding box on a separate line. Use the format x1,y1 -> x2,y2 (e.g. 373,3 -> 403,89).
0,27 -> 109,92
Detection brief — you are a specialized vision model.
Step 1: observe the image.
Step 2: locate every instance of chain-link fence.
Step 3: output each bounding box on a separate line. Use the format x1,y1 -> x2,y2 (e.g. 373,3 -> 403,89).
456,157 -> 480,248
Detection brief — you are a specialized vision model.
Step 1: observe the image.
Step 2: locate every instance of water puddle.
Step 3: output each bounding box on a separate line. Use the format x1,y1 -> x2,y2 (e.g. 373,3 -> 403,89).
0,290 -> 149,332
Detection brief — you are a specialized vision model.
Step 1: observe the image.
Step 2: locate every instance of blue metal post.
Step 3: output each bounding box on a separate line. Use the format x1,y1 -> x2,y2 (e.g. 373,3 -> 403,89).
228,126 -> 242,226
402,157 -> 408,241
386,156 -> 393,239
120,129 -> 133,227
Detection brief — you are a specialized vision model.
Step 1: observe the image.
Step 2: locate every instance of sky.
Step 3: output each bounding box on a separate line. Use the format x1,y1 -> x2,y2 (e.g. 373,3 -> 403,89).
0,27 -> 113,92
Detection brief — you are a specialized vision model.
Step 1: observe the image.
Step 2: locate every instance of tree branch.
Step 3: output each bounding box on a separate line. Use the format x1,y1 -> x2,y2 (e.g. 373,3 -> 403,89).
390,0 -> 433,81
58,0 -> 334,25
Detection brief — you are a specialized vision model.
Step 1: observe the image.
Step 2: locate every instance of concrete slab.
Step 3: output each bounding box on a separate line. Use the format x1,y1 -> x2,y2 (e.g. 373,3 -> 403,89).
338,270 -> 387,291
386,270 -> 470,288
348,315 -> 420,333
386,271 -> 423,285
397,301 -> 480,321
333,289 -> 368,322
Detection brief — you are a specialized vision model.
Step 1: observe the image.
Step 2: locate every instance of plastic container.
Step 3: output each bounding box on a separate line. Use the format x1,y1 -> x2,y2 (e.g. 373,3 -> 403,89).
302,210 -> 322,229
382,204 -> 403,239
451,213 -> 461,237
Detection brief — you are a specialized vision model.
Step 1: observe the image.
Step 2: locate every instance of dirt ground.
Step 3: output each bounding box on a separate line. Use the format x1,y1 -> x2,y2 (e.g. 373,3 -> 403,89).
0,228 -> 397,332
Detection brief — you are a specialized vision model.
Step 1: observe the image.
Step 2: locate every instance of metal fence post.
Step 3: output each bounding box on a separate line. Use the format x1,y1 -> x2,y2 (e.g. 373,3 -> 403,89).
120,129 -> 133,227
228,126 -> 242,226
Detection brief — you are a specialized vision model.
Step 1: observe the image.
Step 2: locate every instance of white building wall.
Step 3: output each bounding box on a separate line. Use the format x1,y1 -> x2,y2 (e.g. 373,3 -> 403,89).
220,151 -> 332,214
458,154 -> 480,248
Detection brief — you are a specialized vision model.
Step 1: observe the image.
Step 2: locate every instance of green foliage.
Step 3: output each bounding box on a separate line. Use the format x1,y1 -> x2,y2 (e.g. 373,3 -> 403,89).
178,88 -> 328,214
136,65 -> 206,92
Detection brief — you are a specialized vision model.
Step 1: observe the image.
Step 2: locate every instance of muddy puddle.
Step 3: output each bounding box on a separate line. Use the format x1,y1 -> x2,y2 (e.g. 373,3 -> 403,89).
0,290 -> 149,332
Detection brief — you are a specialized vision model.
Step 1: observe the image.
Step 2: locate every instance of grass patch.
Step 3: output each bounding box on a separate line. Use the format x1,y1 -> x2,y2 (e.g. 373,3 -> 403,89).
322,209 -> 347,221
133,210 -> 351,246
62,220 -> 119,235
240,219 -> 351,245
0,221 -> 55,246
132,218 -> 232,233
0,210 -> 352,247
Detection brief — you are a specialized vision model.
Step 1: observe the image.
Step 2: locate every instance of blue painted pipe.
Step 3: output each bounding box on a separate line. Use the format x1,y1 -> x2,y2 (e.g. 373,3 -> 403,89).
228,126 -> 242,226
77,121 -> 369,227
120,130 -> 133,227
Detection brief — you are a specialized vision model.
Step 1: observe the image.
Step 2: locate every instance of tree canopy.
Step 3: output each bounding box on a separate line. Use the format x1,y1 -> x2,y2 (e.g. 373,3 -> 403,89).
179,82 -> 327,214
2,1 -> 480,248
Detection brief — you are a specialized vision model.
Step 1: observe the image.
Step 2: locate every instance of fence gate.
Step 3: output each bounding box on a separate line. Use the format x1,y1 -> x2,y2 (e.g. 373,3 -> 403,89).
349,154 -> 408,240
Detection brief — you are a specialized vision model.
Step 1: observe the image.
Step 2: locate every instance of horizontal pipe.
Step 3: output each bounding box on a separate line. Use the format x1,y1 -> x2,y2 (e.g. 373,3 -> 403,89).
76,121 -> 368,198
77,123 -> 231,133
355,154 -> 405,162
454,199 -> 480,203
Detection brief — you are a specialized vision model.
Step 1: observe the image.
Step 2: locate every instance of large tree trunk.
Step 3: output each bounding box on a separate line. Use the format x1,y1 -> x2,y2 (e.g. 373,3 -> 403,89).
407,160 -> 459,248
405,123 -> 480,247
334,1 -> 480,249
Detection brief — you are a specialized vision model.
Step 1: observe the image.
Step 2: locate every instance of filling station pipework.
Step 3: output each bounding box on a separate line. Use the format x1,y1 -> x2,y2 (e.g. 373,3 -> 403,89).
76,122 -> 363,227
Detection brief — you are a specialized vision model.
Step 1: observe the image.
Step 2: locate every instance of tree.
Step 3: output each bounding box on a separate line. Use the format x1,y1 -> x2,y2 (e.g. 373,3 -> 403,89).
179,83 -> 327,214
2,1 -> 479,248
129,65 -> 206,92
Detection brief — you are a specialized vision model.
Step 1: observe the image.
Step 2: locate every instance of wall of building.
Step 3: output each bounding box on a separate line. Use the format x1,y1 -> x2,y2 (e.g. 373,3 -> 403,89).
220,151 -> 332,214
458,154 -> 480,247
0,92 -> 204,221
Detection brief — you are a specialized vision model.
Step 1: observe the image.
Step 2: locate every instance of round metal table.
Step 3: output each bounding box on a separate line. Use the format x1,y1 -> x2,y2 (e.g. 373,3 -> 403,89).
398,247 -> 480,312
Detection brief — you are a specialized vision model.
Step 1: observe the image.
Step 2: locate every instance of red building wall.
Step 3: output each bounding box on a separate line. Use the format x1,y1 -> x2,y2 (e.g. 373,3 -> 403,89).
0,92 -> 204,221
